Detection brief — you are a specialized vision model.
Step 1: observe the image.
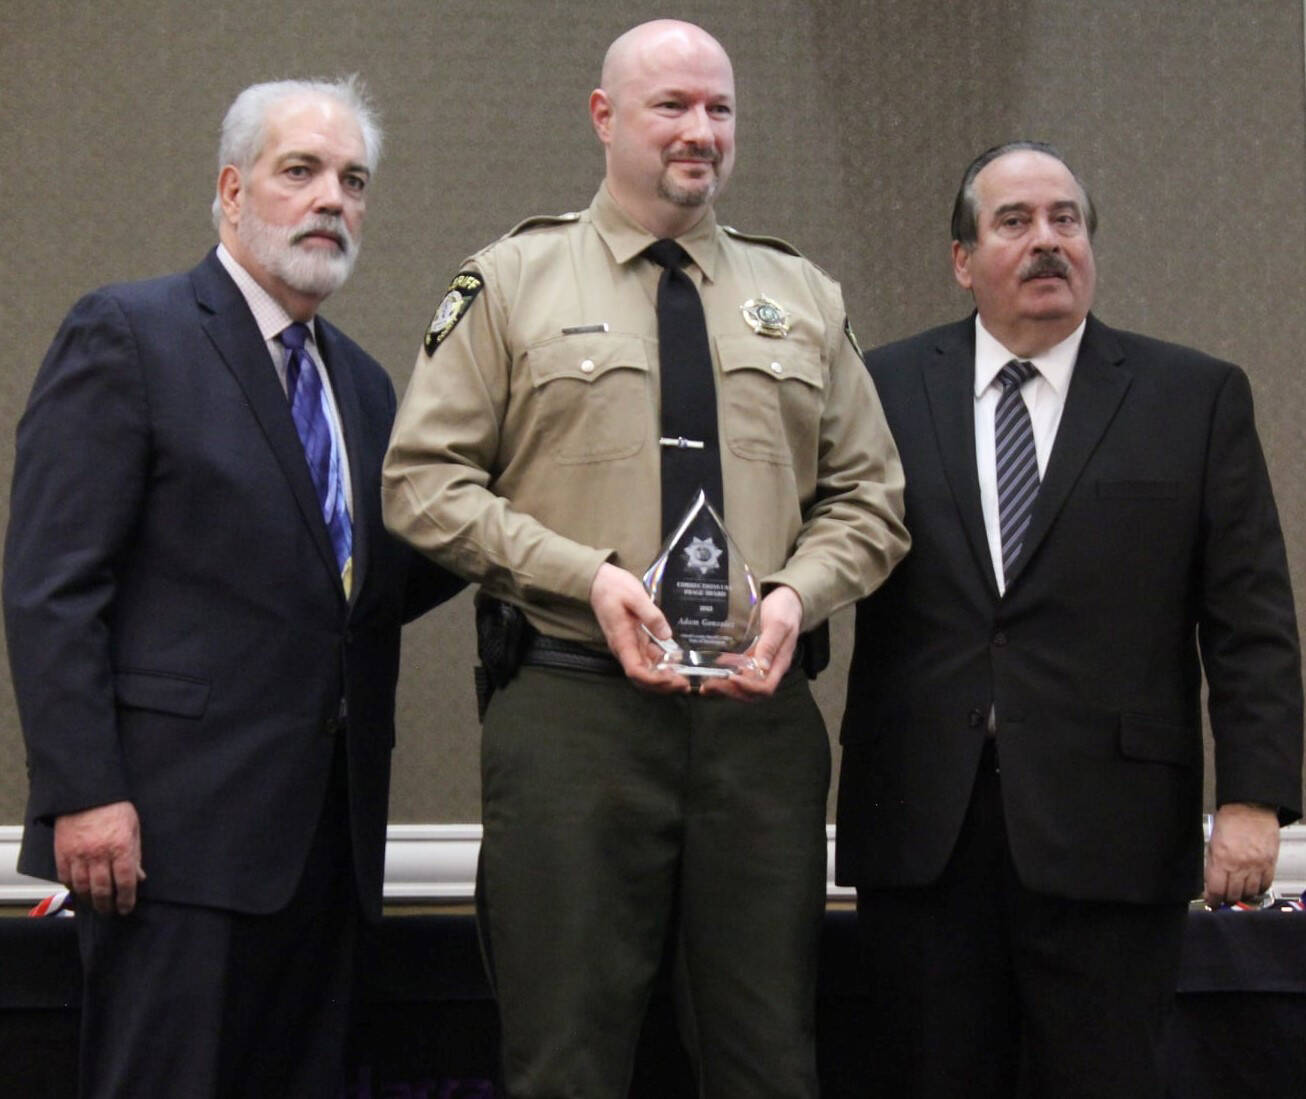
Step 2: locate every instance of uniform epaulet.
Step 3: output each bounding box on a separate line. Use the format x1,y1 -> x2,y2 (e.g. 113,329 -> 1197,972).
722,225 -> 838,282
721,225 -> 804,257
504,211 -> 583,238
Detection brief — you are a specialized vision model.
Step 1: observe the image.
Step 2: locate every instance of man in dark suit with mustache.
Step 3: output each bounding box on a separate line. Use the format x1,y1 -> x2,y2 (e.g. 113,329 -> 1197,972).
836,141 -> 1303,1097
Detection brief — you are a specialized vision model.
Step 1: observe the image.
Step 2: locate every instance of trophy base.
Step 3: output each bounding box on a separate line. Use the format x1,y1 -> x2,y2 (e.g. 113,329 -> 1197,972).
659,663 -> 735,679
653,648 -> 758,679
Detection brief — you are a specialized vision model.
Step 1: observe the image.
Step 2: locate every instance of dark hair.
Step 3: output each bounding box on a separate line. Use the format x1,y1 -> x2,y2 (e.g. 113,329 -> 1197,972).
950,140 -> 1097,247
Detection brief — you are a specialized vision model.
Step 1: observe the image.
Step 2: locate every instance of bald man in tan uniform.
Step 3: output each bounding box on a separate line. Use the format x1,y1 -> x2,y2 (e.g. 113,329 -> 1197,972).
384,20 -> 908,1098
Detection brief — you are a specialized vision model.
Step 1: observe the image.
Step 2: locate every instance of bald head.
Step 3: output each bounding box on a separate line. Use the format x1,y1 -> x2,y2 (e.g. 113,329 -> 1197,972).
590,20 -> 736,238
599,20 -> 733,101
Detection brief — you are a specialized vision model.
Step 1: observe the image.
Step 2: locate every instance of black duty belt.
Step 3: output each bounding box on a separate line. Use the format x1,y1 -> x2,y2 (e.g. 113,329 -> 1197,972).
521,634 -> 625,676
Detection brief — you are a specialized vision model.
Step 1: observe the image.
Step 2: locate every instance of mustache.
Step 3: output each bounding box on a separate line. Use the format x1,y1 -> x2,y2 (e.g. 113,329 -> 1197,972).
664,143 -> 720,167
290,215 -> 353,255
1021,253 -> 1069,280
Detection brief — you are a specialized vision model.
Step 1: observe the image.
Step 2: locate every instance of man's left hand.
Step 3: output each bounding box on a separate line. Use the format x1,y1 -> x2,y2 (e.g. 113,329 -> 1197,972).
1203,802 -> 1280,906
700,585 -> 804,701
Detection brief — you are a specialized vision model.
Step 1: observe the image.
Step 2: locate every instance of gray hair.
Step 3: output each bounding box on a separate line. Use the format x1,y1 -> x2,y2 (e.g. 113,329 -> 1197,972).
951,140 -> 1097,249
210,75 -> 382,228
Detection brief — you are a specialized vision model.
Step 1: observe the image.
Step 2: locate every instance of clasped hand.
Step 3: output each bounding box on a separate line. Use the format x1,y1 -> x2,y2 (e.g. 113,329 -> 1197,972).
588,562 -> 803,699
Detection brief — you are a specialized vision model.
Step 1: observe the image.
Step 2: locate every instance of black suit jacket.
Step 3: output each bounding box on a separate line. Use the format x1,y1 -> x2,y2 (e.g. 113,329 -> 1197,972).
836,315 -> 1303,904
5,250 -> 462,919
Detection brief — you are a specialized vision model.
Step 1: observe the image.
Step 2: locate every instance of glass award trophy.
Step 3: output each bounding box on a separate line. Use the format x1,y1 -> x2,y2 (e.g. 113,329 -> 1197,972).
642,489 -> 761,677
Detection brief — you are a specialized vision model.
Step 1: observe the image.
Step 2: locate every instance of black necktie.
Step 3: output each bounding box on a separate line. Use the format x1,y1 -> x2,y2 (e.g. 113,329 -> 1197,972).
644,238 -> 723,536
995,358 -> 1040,581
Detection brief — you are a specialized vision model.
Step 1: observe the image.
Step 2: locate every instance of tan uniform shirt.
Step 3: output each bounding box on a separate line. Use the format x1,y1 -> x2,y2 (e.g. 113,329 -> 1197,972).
383,185 -> 909,643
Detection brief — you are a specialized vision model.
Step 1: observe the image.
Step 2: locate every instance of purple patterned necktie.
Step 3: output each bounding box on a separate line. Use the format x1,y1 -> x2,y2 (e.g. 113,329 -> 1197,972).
280,322 -> 353,595
995,358 -> 1040,582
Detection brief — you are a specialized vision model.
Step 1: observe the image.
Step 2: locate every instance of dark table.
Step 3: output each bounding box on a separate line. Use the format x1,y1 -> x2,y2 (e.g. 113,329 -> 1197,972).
3,907 -> 1303,1096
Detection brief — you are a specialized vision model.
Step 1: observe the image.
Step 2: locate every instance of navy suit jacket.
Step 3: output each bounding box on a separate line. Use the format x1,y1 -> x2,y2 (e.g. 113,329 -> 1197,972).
5,250 -> 462,919
836,314 -> 1303,904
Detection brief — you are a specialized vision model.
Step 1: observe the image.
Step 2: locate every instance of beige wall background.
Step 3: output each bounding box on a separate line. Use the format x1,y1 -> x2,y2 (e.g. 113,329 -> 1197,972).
2,0 -> 1304,825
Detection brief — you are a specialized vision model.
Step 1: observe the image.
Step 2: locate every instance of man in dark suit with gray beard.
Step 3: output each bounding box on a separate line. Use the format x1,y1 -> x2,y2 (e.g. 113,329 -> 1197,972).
5,77 -> 461,1097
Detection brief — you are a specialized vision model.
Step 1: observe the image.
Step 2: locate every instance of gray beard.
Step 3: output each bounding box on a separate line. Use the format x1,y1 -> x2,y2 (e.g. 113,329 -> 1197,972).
237,209 -> 358,298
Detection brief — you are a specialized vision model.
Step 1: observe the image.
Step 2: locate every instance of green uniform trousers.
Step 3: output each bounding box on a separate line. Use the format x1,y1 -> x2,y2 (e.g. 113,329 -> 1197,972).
478,664 -> 830,1098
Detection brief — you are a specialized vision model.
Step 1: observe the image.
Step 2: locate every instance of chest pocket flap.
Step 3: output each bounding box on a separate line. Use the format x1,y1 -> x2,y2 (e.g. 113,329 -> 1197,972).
715,333 -> 825,464
524,333 -> 651,463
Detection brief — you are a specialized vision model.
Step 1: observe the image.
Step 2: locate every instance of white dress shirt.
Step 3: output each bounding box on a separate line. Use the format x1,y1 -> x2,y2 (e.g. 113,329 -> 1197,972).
973,315 -> 1084,593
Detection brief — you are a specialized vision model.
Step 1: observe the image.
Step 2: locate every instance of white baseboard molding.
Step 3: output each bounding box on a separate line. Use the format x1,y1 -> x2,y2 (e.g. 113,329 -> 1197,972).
4,822 -> 1304,906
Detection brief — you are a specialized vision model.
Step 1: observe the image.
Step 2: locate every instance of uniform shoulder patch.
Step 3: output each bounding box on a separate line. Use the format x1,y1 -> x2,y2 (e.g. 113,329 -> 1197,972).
721,224 -> 803,258
506,211 -> 583,238
424,271 -> 483,356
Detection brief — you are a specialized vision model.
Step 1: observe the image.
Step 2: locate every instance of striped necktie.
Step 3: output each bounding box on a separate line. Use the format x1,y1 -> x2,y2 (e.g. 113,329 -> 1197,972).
280,322 -> 353,596
995,358 -> 1040,582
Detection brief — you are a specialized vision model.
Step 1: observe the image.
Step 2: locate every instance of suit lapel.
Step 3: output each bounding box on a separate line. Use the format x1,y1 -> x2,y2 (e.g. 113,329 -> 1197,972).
316,321 -> 369,606
1004,315 -> 1131,588
190,251 -> 345,601
922,321 -> 1000,598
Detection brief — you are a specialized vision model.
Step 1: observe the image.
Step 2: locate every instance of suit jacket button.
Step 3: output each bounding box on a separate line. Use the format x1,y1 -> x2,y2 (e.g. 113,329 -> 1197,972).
324,717 -> 339,736
992,631 -> 1007,647
968,709 -> 984,727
